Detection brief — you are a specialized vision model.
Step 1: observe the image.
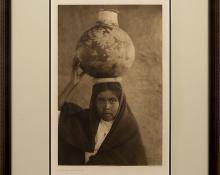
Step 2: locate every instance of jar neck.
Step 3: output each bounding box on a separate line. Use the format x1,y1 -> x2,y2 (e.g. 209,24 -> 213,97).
97,10 -> 119,26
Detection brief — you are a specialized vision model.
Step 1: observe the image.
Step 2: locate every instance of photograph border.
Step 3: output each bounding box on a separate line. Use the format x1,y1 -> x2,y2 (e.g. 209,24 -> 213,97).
56,4 -> 166,168
0,0 -> 219,175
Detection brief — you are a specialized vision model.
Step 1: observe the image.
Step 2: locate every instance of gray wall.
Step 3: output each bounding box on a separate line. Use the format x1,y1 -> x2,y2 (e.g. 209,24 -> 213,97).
58,5 -> 162,165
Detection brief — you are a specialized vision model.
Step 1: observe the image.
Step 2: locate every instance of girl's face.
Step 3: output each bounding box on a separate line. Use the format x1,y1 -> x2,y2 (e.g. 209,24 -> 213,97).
96,90 -> 120,121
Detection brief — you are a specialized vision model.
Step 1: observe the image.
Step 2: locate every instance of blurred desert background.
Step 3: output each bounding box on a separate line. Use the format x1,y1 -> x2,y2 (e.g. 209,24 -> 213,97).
58,5 -> 162,165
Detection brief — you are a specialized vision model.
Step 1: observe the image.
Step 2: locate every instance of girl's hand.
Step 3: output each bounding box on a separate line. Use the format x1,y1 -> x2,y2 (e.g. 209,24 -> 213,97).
71,57 -> 85,86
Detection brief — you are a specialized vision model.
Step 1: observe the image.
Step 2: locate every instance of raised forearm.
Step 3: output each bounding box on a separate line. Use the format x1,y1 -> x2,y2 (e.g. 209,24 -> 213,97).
58,80 -> 76,110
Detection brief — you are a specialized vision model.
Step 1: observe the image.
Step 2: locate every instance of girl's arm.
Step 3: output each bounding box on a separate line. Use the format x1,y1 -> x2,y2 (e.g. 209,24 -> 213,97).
58,60 -> 85,110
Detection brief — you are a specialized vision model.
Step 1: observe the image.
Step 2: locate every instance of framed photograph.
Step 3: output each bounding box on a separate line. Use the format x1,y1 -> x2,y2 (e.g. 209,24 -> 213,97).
0,0 -> 217,175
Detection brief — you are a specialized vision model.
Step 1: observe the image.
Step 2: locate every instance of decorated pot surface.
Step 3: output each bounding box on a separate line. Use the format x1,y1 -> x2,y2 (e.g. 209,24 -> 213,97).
75,10 -> 135,78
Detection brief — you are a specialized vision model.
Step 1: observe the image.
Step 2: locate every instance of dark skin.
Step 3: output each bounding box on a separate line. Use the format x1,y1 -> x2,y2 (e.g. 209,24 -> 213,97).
58,60 -> 85,110
96,90 -> 120,121
58,60 -> 120,122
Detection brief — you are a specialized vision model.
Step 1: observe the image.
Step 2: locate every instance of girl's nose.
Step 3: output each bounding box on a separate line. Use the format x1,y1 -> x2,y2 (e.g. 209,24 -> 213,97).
104,101 -> 111,109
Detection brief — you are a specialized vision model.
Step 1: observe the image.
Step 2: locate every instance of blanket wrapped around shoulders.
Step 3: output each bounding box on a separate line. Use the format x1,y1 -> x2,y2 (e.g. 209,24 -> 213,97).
58,98 -> 147,166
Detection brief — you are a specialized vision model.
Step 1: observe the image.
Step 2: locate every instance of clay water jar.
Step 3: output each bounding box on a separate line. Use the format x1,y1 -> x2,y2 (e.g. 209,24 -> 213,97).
75,9 -> 135,78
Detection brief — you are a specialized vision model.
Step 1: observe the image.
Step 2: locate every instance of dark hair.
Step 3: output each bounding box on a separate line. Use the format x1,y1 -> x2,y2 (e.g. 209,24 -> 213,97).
91,82 -> 122,101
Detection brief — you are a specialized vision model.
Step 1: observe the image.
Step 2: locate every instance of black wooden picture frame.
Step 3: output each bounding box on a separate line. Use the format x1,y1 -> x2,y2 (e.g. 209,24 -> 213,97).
209,0 -> 220,175
0,0 -> 219,175
0,0 -> 11,175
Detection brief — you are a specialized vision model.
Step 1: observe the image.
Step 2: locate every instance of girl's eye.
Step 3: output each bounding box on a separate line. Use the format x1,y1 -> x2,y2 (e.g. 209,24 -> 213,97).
109,98 -> 118,103
97,98 -> 105,103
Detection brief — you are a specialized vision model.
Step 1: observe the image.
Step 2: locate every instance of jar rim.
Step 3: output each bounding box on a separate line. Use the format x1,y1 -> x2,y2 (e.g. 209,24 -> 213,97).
96,9 -> 119,14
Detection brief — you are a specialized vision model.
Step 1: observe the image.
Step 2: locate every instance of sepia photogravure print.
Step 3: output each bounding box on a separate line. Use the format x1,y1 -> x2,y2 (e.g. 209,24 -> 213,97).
57,5 -> 163,166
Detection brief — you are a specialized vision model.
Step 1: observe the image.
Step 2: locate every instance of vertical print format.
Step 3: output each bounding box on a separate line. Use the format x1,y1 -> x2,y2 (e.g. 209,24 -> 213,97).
57,5 -> 163,166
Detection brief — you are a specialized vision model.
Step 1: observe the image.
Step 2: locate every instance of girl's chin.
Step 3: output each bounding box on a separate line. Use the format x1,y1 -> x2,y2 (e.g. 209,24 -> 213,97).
101,114 -> 115,122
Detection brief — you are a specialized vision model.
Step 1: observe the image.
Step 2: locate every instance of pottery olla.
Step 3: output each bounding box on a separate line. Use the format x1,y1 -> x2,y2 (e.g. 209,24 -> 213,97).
75,9 -> 135,78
